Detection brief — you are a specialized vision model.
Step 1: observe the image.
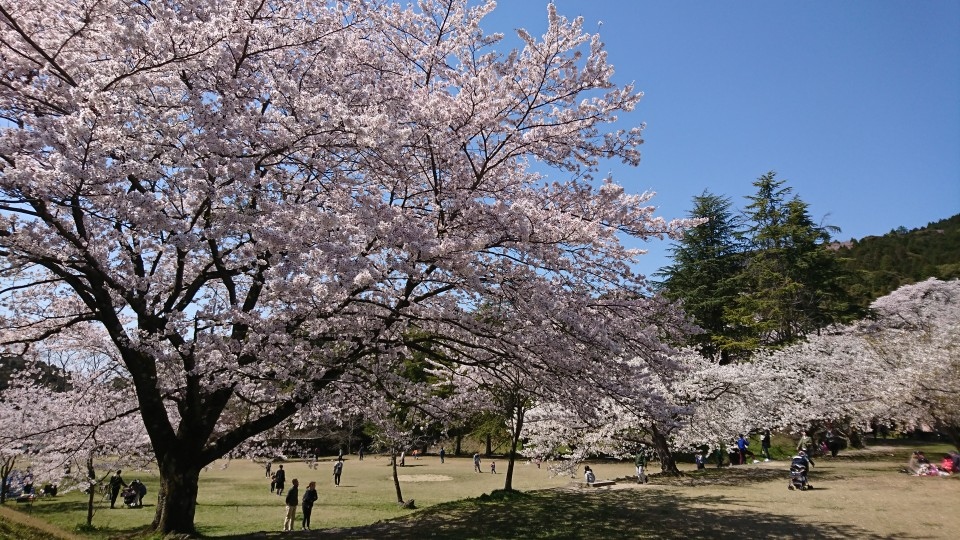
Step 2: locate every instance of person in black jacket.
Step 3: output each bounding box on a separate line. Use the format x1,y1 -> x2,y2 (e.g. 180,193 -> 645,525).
333,459 -> 343,486
282,478 -> 299,531
273,465 -> 285,495
129,479 -> 147,507
301,481 -> 318,530
108,470 -> 126,509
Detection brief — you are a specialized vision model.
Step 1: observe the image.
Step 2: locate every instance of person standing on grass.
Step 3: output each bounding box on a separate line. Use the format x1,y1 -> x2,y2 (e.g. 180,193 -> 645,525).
490,461 -> 496,474
282,479 -> 299,531
108,470 -> 126,509
825,429 -> 841,457
634,451 -> 648,483
473,452 -> 482,473
797,431 -> 813,455
22,469 -> 34,495
358,445 -> 364,461
274,464 -> 286,495
301,481 -> 318,530
761,430 -> 772,461
333,458 -> 343,487
439,446 -> 446,463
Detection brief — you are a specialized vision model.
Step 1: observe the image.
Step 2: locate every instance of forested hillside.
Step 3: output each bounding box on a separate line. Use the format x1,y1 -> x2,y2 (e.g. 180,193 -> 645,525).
835,213 -> 960,306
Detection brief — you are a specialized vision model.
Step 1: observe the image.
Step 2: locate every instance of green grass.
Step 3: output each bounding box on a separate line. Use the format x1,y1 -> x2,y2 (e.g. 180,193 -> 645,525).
0,516 -> 55,540
2,439 -> 957,539
3,453 -> 582,537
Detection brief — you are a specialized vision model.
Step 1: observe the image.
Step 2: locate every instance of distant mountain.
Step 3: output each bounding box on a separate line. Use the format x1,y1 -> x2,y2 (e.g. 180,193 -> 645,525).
832,214 -> 960,306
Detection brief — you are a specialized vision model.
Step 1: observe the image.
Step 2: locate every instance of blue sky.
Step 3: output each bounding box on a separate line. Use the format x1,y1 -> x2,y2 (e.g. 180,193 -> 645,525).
479,1 -> 960,276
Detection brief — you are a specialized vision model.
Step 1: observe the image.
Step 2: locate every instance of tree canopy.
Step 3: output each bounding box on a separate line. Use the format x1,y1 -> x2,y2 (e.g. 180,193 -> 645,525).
0,0 -> 692,533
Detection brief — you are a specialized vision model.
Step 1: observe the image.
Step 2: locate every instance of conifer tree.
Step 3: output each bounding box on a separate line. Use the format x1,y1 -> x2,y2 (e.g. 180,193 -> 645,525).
657,192 -> 743,362
725,172 -> 859,351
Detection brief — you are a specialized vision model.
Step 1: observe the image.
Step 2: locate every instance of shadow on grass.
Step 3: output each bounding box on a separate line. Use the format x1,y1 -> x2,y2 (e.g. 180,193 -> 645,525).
2,499 -> 152,539
221,487 -> 905,540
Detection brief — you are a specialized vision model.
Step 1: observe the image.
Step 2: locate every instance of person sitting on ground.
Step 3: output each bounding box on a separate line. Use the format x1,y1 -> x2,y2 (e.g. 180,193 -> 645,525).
583,465 -> 596,484
906,452 -> 922,475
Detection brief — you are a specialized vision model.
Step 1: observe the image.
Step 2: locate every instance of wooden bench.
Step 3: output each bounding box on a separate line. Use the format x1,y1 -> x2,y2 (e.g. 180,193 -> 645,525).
586,480 -> 616,487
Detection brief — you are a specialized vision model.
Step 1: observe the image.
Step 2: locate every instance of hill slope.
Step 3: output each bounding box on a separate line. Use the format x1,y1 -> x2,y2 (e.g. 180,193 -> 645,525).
834,213 -> 960,305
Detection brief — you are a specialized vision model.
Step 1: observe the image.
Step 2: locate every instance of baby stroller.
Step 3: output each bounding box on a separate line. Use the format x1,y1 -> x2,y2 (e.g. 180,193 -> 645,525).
121,485 -> 139,507
788,453 -> 812,491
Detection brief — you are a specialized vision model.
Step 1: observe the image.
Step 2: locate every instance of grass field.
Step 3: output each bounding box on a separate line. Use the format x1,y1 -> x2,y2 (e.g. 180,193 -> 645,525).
1,439 -> 958,539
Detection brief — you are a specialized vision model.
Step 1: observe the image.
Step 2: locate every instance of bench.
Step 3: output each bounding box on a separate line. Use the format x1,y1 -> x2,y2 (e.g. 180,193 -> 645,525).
586,480 -> 616,487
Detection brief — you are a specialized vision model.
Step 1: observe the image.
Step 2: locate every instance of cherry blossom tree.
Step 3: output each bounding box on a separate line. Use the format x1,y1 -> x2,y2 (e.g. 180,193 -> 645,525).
437,360 -> 560,491
856,279 -> 960,448
0,354 -> 151,525
517,351 -> 692,476
522,279 -> 959,477
519,348 -> 796,475
746,279 -> 960,450
0,0 -> 693,532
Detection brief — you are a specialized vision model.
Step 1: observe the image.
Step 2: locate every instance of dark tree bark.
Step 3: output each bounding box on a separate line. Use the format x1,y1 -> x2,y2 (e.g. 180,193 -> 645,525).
391,449 -> 404,504
651,425 -> 682,476
502,402 -> 526,492
152,453 -> 202,533
84,455 -> 96,527
0,455 -> 15,504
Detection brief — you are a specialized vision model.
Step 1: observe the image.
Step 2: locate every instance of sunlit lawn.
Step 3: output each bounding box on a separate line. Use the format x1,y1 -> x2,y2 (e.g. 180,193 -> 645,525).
9,452 -> 590,537
4,438 -> 957,539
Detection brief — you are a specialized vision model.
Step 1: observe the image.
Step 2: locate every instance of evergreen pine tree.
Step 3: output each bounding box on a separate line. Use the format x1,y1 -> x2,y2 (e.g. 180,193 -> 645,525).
725,172 -> 860,351
657,191 -> 743,363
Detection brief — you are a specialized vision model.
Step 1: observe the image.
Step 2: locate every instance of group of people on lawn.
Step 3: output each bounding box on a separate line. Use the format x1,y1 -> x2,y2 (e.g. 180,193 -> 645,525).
905,450 -> 958,477
270,460 -> 331,531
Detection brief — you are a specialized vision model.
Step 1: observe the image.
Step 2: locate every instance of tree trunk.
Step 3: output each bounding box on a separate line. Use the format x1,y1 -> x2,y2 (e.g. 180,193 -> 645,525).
485,433 -> 492,457
390,449 -> 404,504
85,455 -> 96,527
715,445 -> 727,468
0,455 -> 15,504
503,404 -> 525,492
651,425 -> 682,476
937,422 -> 960,452
848,427 -> 864,449
455,434 -> 462,456
152,454 -> 202,535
